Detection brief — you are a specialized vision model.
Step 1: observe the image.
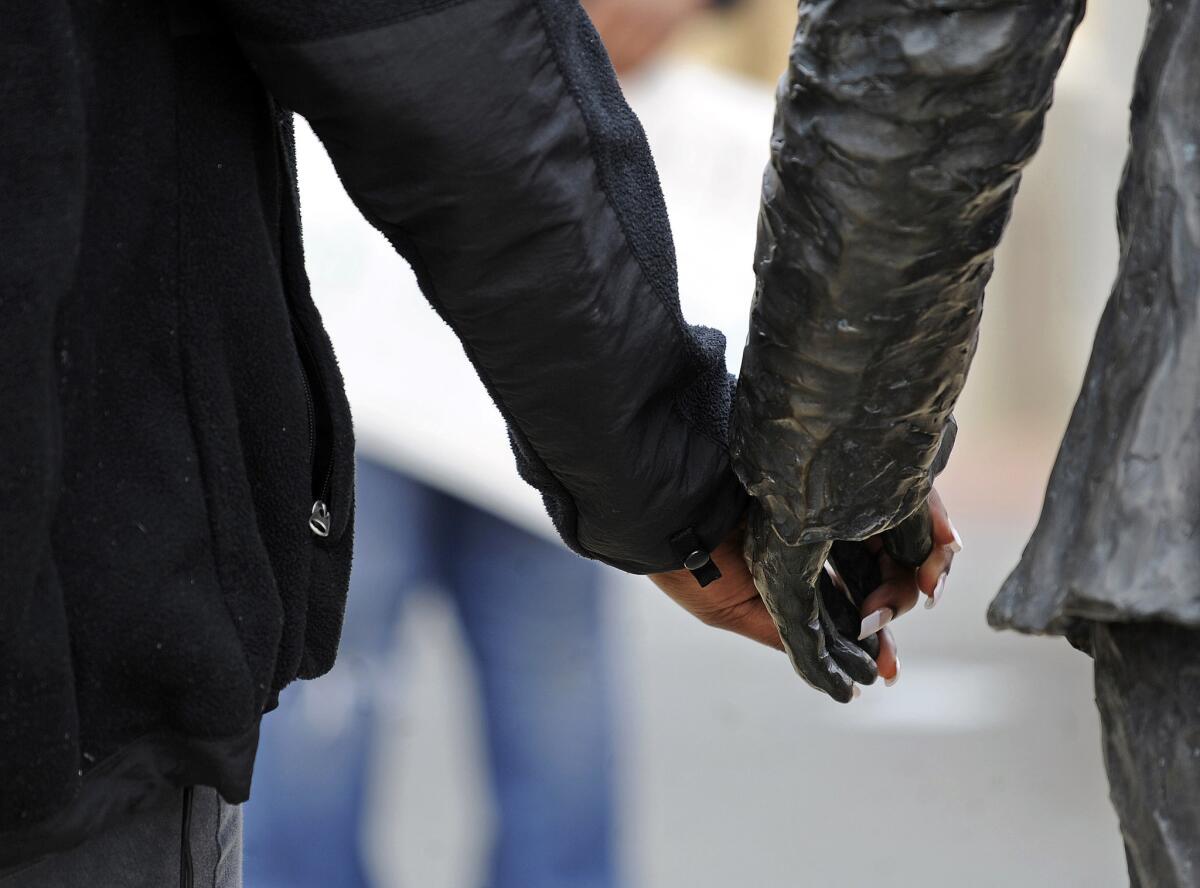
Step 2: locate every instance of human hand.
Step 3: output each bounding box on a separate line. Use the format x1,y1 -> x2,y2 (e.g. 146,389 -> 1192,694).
584,0 -> 709,76
851,488 -> 962,685
648,520 -> 784,652
648,489 -> 960,703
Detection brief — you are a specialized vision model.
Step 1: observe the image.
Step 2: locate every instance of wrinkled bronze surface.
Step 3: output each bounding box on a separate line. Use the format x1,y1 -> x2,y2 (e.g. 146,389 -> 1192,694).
731,0 -> 1082,699
993,0 -> 1200,634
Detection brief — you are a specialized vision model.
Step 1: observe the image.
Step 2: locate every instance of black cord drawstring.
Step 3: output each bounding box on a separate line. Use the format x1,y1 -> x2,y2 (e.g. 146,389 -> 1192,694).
179,786 -> 194,888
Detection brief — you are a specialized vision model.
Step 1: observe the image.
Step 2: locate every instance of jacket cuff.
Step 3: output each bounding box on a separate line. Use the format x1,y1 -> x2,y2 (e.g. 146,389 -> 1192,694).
576,459 -> 749,576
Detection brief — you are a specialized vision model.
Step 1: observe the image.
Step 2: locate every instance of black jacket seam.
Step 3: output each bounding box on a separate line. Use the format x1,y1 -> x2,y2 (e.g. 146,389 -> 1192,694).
527,0 -> 730,456
670,400 -> 727,451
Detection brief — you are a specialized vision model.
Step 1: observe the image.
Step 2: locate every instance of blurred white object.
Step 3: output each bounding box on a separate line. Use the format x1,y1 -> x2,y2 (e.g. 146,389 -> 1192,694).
296,62 -> 772,540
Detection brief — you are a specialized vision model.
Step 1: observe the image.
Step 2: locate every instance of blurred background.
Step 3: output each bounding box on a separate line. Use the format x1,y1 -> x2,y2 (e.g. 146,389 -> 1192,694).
246,1 -> 1151,885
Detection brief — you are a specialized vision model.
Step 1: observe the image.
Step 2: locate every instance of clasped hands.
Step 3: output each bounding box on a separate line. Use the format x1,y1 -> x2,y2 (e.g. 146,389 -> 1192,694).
649,488 -> 961,702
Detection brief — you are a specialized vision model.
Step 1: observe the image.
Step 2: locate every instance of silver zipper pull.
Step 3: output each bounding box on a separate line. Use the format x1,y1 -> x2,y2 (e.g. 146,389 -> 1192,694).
309,500 -> 331,538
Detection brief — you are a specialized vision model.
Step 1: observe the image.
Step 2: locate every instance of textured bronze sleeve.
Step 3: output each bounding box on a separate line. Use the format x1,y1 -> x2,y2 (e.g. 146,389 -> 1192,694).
731,0 -> 1084,547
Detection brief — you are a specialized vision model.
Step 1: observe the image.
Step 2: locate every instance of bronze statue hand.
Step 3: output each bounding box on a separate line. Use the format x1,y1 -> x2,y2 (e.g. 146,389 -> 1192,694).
648,490 -> 960,701
728,0 -> 1077,697
745,490 -> 961,702
744,504 -> 876,703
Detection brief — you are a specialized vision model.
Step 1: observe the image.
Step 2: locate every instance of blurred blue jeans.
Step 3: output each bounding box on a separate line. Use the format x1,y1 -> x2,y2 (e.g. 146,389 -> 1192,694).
245,457 -> 614,888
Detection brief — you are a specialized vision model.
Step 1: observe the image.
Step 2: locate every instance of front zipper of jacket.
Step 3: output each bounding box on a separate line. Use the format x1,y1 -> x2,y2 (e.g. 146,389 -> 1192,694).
290,315 -> 334,539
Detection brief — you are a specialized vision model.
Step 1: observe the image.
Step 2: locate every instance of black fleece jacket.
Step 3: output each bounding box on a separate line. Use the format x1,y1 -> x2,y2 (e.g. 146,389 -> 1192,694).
0,0 -> 745,866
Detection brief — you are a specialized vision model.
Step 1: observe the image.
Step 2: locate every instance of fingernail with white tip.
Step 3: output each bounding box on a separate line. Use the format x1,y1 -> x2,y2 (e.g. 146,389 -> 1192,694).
949,521 -> 964,553
925,573 -> 947,609
858,607 -> 894,640
886,654 -> 901,687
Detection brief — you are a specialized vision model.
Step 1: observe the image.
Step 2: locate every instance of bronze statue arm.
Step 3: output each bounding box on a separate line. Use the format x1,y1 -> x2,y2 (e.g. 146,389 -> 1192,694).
731,0 -> 1084,699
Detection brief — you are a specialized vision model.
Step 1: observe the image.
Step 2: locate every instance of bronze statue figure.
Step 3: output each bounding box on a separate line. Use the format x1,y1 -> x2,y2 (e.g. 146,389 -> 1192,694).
733,1 -> 1199,882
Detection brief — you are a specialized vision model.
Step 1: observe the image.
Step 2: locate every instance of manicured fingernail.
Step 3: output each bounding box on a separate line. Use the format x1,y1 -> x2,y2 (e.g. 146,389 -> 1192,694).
858,607 -> 894,640
925,573 -> 947,609
851,685 -> 862,700
949,521 -> 964,553
886,654 -> 901,687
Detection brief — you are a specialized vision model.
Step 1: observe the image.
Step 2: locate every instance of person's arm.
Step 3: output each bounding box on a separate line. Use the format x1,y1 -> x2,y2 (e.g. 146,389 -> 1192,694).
214,0 -> 746,575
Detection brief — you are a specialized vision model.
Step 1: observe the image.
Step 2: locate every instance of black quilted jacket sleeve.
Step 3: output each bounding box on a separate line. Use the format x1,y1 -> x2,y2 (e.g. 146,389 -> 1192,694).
218,0 -> 748,573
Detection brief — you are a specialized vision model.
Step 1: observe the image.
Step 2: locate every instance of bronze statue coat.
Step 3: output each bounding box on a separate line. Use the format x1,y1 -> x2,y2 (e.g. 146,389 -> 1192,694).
992,0 -> 1200,635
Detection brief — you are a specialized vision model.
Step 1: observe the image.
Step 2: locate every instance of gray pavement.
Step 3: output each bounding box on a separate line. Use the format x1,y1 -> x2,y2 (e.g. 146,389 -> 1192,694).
365,504 -> 1128,887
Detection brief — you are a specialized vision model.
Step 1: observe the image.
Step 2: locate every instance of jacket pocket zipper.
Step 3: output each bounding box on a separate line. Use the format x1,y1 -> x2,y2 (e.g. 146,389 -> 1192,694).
290,317 -> 335,538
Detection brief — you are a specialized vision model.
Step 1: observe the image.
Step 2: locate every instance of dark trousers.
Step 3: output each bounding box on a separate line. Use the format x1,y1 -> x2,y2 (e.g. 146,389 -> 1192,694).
1094,621 -> 1200,888
0,787 -> 241,888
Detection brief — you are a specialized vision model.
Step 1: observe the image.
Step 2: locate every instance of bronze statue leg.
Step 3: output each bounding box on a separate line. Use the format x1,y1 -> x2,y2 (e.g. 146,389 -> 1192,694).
1093,621 -> 1200,887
